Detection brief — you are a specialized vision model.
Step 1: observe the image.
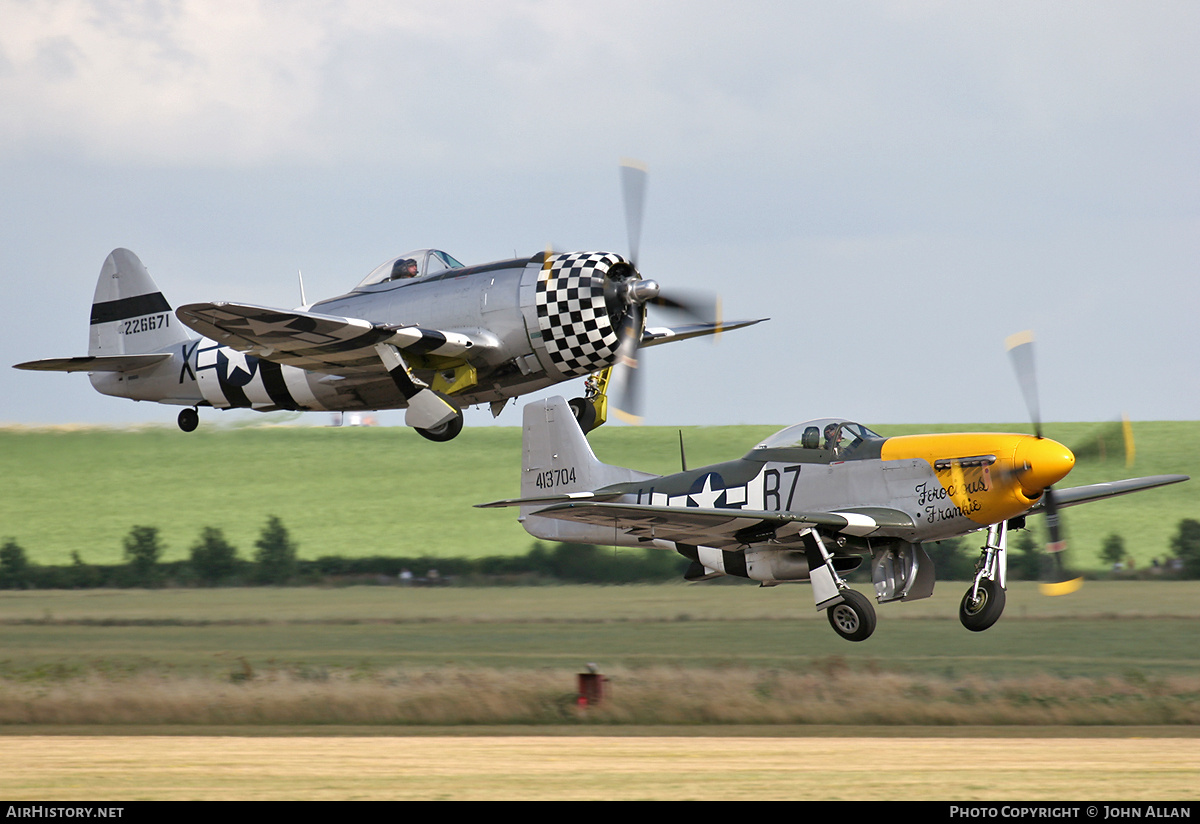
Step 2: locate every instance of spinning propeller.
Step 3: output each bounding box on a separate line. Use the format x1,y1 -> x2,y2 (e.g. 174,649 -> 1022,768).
607,159 -> 725,424
1005,330 -> 1103,596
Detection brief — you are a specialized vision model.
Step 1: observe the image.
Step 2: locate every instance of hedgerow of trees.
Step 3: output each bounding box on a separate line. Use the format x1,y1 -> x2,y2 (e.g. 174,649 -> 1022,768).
1170,518 -> 1200,577
2,518 -> 1199,589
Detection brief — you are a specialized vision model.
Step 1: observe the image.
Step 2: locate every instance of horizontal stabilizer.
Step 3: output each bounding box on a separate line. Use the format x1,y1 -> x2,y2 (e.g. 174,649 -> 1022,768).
476,490 -> 625,509
14,353 -> 171,373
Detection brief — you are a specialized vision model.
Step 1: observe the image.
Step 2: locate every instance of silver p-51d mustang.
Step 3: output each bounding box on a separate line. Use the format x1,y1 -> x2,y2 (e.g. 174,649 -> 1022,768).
480,381 -> 1186,641
15,163 -> 763,440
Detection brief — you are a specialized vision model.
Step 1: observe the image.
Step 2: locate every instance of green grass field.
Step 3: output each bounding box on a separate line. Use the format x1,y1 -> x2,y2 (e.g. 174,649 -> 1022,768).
0,583 -> 1198,728
1,419 -> 1195,568
2,581 -> 1198,676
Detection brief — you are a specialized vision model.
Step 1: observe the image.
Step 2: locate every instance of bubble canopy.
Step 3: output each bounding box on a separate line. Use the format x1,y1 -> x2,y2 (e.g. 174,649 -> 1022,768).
753,419 -> 883,451
355,249 -> 465,288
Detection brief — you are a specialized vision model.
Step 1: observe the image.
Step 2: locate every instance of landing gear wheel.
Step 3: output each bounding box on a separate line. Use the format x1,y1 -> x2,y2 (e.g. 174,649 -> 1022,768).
568,396 -> 598,434
826,589 -> 877,642
415,409 -> 464,442
177,408 -> 199,433
959,578 -> 1006,632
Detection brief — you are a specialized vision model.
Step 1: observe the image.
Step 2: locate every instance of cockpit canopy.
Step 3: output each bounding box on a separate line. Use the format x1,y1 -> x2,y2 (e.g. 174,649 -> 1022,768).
753,418 -> 883,452
355,249 -> 465,289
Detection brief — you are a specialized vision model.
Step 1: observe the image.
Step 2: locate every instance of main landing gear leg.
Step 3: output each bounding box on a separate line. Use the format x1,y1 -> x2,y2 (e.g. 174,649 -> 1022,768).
568,369 -> 611,434
374,343 -> 462,441
960,521 -> 1008,632
802,530 -> 877,642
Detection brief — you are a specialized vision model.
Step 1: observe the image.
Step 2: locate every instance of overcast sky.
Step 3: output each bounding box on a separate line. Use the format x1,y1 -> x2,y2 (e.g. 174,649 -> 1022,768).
2,1 -> 1196,431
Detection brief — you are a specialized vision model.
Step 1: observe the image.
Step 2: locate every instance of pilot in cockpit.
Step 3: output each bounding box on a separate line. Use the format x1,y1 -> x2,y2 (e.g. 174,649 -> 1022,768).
823,423 -> 840,451
389,258 -> 419,280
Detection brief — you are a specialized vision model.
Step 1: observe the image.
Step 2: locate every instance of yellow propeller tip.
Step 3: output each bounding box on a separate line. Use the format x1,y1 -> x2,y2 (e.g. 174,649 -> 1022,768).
1005,330 -> 1035,351
612,409 -> 643,426
1039,577 -> 1084,597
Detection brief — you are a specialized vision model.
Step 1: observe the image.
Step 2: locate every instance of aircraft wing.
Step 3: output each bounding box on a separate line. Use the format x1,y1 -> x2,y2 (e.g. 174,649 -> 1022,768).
1042,474 -> 1189,509
176,302 -> 483,375
641,318 -> 767,348
521,501 -> 914,549
14,354 -> 171,373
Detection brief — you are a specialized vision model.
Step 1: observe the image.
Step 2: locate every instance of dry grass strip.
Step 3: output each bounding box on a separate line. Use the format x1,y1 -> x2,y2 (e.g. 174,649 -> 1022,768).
1,735 -> 1198,801
2,667 -> 1199,726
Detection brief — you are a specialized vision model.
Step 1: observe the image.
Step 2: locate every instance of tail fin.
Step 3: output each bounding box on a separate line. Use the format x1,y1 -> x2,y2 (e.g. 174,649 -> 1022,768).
89,249 -> 191,356
521,396 -> 652,498
518,396 -> 656,540
14,249 -> 203,407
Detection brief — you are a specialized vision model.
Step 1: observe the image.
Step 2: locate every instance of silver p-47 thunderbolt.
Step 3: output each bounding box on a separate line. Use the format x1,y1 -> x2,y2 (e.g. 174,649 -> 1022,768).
15,163 -> 763,440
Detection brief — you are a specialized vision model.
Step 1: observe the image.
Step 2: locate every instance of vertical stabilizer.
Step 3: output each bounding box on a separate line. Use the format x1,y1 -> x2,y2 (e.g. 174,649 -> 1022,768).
521,396 -> 654,497
89,249 -> 191,356
519,396 -> 657,541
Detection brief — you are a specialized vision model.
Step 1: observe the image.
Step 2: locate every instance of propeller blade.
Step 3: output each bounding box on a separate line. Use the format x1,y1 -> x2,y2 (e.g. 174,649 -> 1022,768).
619,158 -> 648,270
1043,486 -> 1065,553
649,289 -> 722,326
1039,481 -> 1086,596
609,159 -> 727,424
1038,486 -> 1084,594
1006,330 -> 1043,439
1004,330 -> 1083,595
609,302 -> 645,424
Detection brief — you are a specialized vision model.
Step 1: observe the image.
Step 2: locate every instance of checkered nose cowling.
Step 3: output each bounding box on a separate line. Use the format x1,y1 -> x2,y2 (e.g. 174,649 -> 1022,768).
535,251 -> 629,377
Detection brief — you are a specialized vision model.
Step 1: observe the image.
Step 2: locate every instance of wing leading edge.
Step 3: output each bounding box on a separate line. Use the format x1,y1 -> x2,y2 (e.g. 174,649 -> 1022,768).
640,318 -> 767,347
1044,474 -> 1189,509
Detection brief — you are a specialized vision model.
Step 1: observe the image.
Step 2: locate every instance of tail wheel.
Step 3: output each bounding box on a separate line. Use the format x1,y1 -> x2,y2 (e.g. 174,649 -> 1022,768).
177,408 -> 199,432
416,409 -> 464,442
959,578 -> 1006,632
826,589 -> 877,642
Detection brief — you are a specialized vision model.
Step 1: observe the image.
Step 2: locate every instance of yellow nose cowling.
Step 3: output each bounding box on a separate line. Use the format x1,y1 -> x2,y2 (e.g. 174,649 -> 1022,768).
1014,437 -> 1075,498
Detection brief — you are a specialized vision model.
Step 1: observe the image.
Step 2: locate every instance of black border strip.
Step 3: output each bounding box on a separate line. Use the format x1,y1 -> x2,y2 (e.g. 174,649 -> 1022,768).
90,293 -> 171,325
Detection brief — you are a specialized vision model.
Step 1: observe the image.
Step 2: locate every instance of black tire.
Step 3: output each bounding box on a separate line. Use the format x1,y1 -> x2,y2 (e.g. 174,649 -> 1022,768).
415,410 -> 464,442
826,589 -> 877,642
568,397 -> 598,433
959,578 -> 1006,632
178,408 -> 199,432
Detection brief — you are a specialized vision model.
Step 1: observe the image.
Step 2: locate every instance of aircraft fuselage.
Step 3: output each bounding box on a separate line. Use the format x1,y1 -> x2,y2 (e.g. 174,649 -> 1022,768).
92,250 -> 634,415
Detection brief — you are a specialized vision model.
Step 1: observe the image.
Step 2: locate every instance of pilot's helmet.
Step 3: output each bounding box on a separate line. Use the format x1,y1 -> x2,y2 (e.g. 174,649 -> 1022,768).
392,258 -> 418,279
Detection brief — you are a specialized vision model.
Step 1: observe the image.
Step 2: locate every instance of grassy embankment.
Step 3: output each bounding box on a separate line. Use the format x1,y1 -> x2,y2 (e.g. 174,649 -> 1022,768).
1,420 -> 1195,569
0,582 -> 1198,727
